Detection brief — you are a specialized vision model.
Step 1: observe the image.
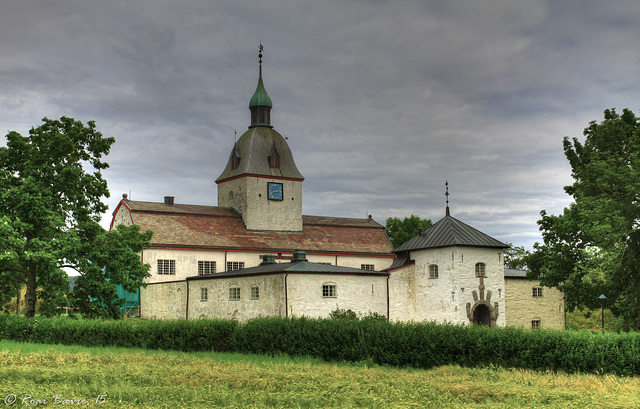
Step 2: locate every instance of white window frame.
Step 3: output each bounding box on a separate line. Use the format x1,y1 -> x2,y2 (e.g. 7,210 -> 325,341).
532,287 -> 543,298
322,283 -> 337,298
200,287 -> 208,302
361,264 -> 375,271
229,287 -> 241,301
198,261 -> 216,276
429,264 -> 439,279
475,262 -> 486,277
250,286 -> 260,300
227,261 -> 245,271
157,259 -> 175,275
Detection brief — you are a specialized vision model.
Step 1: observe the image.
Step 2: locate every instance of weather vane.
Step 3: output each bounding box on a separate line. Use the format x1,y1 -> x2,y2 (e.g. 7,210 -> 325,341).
259,43 -> 263,65
445,181 -> 449,207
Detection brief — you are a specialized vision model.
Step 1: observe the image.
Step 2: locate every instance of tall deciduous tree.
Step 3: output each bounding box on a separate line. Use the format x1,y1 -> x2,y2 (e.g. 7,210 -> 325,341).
385,215 -> 432,249
527,108 -> 640,329
0,117 -> 151,318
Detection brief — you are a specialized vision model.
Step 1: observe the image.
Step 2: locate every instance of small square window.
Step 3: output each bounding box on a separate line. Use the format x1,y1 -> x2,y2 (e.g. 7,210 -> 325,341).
157,259 -> 175,275
322,284 -> 336,298
229,287 -> 241,301
532,287 -> 543,298
251,286 -> 260,300
429,264 -> 439,279
532,319 -> 541,330
200,287 -> 208,302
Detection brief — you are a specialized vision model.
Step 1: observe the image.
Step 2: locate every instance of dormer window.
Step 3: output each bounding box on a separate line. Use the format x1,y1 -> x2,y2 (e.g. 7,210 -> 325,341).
231,147 -> 241,170
268,144 -> 280,169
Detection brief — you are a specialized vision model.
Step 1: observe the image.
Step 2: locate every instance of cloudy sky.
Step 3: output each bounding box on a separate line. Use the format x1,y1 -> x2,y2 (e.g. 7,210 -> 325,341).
2,1 -> 639,249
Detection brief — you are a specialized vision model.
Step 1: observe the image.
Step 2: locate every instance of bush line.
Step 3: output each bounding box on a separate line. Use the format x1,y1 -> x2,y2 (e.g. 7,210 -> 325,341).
1,315 -> 638,375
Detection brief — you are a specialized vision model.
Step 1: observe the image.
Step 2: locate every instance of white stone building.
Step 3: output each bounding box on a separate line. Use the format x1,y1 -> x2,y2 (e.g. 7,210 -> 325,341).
110,50 -> 564,329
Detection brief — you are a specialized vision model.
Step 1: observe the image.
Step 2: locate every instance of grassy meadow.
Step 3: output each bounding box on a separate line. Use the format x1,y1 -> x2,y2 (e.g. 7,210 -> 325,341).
1,340 -> 639,408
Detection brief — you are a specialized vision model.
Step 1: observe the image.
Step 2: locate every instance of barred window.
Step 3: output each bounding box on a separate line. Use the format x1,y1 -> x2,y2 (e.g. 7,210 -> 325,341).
227,261 -> 245,271
200,288 -> 208,302
198,261 -> 216,276
532,287 -> 543,298
475,263 -> 486,277
429,264 -> 439,279
229,287 -> 240,301
361,264 -> 375,271
532,319 -> 541,330
157,259 -> 175,275
322,284 -> 337,298
250,286 -> 260,300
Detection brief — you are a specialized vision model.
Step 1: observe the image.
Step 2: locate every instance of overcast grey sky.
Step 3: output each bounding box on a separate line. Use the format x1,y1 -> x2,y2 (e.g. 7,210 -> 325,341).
2,1 -> 639,249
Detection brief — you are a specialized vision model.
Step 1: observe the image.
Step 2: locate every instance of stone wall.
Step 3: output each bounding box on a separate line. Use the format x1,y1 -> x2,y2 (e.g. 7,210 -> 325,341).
504,277 -> 565,330
408,246 -> 506,326
286,273 -> 388,319
140,281 -> 187,320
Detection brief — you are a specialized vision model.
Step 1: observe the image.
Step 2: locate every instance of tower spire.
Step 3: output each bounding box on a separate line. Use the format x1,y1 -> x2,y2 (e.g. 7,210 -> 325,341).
445,181 -> 450,216
249,43 -> 273,128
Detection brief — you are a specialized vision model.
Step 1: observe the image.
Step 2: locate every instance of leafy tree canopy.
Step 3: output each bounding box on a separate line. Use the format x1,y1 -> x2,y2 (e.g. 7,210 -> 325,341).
526,108 -> 640,329
0,117 -> 152,318
503,243 -> 530,270
385,215 -> 432,249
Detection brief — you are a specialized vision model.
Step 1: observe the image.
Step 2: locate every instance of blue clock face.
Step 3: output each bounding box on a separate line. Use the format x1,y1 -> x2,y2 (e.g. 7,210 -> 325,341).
267,182 -> 283,201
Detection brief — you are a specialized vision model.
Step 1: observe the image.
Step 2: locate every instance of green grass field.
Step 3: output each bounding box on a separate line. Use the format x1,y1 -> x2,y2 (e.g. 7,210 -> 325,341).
0,340 -> 638,408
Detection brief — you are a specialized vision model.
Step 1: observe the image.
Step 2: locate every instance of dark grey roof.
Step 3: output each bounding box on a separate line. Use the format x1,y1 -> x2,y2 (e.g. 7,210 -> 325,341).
187,260 -> 388,281
504,268 -> 529,278
216,127 -> 304,182
394,209 -> 507,253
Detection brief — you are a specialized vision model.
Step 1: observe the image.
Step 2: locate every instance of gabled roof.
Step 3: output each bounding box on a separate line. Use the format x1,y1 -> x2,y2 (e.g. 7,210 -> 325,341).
188,260 -> 388,280
115,199 -> 394,256
504,268 -> 529,278
394,208 -> 506,253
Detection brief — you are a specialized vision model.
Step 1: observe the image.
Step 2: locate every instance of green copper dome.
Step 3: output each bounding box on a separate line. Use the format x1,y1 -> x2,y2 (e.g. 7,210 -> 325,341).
249,75 -> 272,108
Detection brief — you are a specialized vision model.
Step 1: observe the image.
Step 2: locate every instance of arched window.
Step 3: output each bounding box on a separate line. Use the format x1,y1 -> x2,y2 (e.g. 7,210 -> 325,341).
322,283 -> 337,298
250,286 -> 260,300
475,263 -> 486,277
429,264 -> 438,279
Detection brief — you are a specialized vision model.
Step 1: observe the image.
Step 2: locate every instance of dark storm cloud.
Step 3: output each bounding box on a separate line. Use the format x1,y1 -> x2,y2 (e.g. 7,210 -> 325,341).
2,0 -> 640,248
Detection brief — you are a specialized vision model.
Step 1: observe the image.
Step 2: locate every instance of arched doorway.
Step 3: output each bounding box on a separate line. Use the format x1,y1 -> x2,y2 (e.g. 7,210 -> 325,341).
473,304 -> 491,327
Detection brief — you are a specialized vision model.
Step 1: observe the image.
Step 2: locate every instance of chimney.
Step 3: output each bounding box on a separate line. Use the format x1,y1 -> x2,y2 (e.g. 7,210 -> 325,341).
292,250 -> 307,263
164,196 -> 175,205
260,254 -> 276,265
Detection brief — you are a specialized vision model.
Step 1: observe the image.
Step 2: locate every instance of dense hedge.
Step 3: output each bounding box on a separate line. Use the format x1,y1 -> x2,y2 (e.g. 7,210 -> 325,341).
2,314 -> 640,375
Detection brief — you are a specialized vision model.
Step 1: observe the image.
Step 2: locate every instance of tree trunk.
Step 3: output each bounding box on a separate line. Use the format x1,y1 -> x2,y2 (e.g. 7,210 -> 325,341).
15,286 -> 21,316
25,263 -> 37,318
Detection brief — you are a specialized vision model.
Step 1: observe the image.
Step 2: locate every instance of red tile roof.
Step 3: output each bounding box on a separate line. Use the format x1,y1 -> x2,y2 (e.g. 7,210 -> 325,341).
117,200 -> 394,256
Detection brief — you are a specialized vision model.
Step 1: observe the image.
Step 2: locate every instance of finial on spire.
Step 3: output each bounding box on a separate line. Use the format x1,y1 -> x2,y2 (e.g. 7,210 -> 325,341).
445,181 -> 450,216
258,43 -> 263,75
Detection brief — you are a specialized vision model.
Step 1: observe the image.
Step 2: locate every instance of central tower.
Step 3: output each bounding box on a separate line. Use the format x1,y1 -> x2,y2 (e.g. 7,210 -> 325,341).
216,45 -> 304,232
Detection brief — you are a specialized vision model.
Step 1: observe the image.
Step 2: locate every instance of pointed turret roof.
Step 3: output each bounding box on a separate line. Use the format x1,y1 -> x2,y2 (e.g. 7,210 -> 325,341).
393,208 -> 507,253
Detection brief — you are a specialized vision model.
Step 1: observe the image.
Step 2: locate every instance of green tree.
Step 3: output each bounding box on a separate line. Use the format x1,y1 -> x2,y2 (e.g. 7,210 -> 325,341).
0,117 -> 152,318
385,215 -> 432,248
527,108 -> 640,329
503,243 -> 530,270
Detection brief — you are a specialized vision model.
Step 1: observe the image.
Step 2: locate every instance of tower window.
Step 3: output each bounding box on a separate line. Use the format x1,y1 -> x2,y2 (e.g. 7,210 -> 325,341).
429,264 -> 439,279
268,144 -> 280,169
532,287 -> 543,298
475,263 -> 486,277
